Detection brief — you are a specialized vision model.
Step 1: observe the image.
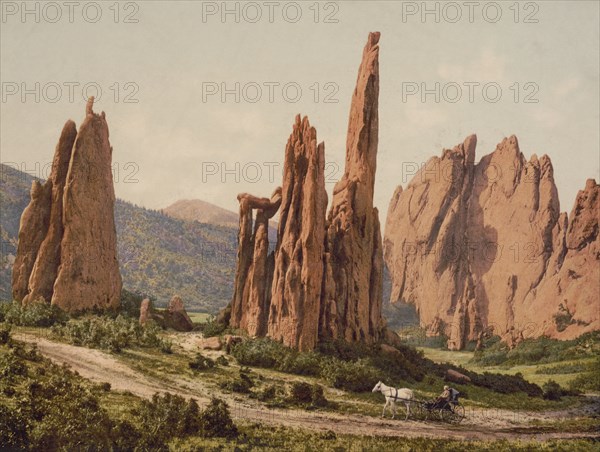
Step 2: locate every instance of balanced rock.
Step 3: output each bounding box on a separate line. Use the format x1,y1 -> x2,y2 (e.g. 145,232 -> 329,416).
165,295 -> 194,332
268,115 -> 327,351
321,31 -> 384,343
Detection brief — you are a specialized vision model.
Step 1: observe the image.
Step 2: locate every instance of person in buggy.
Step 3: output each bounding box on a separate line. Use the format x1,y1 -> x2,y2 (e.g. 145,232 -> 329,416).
428,385 -> 460,409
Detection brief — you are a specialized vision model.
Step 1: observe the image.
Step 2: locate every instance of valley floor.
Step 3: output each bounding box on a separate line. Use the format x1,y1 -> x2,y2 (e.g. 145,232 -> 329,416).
14,331 -> 600,445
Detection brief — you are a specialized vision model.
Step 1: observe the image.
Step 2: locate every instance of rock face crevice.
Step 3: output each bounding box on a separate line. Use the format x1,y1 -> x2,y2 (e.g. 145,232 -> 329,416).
228,33 -> 386,350
384,135 -> 599,349
12,98 -> 122,312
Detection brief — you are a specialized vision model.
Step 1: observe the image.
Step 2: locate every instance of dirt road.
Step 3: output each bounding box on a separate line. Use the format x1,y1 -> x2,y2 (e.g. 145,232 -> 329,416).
16,333 -> 599,441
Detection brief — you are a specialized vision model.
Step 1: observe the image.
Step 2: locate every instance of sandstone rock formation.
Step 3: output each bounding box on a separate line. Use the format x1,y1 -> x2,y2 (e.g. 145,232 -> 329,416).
384,135 -> 599,349
523,179 -> 600,339
139,298 -> 153,326
227,32 -> 386,351
268,115 -> 327,351
165,295 -> 194,332
23,121 -> 77,304
139,296 -> 194,332
12,98 -> 122,312
12,180 -> 52,302
321,31 -> 384,343
229,187 -> 282,337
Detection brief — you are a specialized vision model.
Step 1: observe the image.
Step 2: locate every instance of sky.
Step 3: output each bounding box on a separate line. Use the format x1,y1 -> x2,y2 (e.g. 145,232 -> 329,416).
1,1 -> 599,223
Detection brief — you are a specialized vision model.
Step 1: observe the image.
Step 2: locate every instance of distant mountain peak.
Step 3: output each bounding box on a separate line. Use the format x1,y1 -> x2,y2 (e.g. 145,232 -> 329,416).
163,199 -> 239,229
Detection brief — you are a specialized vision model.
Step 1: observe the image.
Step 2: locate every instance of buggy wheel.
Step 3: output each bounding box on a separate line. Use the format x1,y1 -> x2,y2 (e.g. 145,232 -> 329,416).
450,405 -> 465,424
412,403 -> 425,421
438,408 -> 448,422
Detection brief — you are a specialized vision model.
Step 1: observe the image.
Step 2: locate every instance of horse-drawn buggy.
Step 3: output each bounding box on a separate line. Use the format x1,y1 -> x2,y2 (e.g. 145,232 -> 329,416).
372,381 -> 466,424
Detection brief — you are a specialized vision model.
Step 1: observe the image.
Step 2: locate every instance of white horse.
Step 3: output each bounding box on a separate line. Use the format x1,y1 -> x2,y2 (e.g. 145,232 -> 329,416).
372,381 -> 414,420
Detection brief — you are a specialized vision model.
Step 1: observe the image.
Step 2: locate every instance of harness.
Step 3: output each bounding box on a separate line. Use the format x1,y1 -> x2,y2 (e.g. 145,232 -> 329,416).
388,387 -> 401,401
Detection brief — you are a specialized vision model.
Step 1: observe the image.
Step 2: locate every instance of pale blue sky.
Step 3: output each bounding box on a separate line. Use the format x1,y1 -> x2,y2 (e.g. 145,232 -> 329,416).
1,1 -> 598,220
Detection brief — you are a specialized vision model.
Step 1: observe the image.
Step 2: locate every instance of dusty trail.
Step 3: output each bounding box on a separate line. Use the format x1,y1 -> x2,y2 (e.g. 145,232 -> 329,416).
16,334 -> 599,442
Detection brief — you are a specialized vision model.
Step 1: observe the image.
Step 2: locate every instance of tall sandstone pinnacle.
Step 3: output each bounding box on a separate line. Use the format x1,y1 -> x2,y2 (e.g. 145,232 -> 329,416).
384,135 -> 599,349
12,98 -> 122,312
269,115 -> 327,351
321,31 -> 384,343
12,180 -> 52,302
23,121 -> 77,304
227,32 -> 386,350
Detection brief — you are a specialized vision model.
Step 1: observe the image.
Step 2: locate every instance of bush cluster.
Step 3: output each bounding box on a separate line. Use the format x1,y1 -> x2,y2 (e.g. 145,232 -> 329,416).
220,368 -> 255,393
472,332 -> 600,366
0,336 -> 238,450
568,357 -> 600,393
51,315 -> 172,353
189,353 -> 215,371
231,337 -> 425,393
288,382 -> 328,407
0,302 -> 67,327
198,315 -> 227,338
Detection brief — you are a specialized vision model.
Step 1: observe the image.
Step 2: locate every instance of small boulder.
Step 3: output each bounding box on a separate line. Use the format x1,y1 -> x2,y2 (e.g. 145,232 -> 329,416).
200,336 -> 222,351
382,328 -> 402,348
445,369 -> 471,384
380,343 -> 402,357
223,334 -> 243,353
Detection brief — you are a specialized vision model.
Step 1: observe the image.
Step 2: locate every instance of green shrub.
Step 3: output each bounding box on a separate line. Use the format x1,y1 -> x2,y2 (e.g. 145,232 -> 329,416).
542,380 -> 564,400
133,393 -> 202,449
321,358 -> 379,392
231,337 -> 287,368
0,404 -> 29,450
257,384 -> 278,401
199,315 -> 227,338
189,353 -> 215,371
2,301 -> 67,327
221,368 -> 254,393
51,315 -> 171,353
310,384 -> 328,407
215,355 -> 229,366
569,358 -> 600,392
472,332 -> 600,366
199,397 -> 237,438
0,323 -> 11,344
119,289 -> 146,318
289,381 -> 313,403
0,349 -> 27,382
279,350 -> 323,376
